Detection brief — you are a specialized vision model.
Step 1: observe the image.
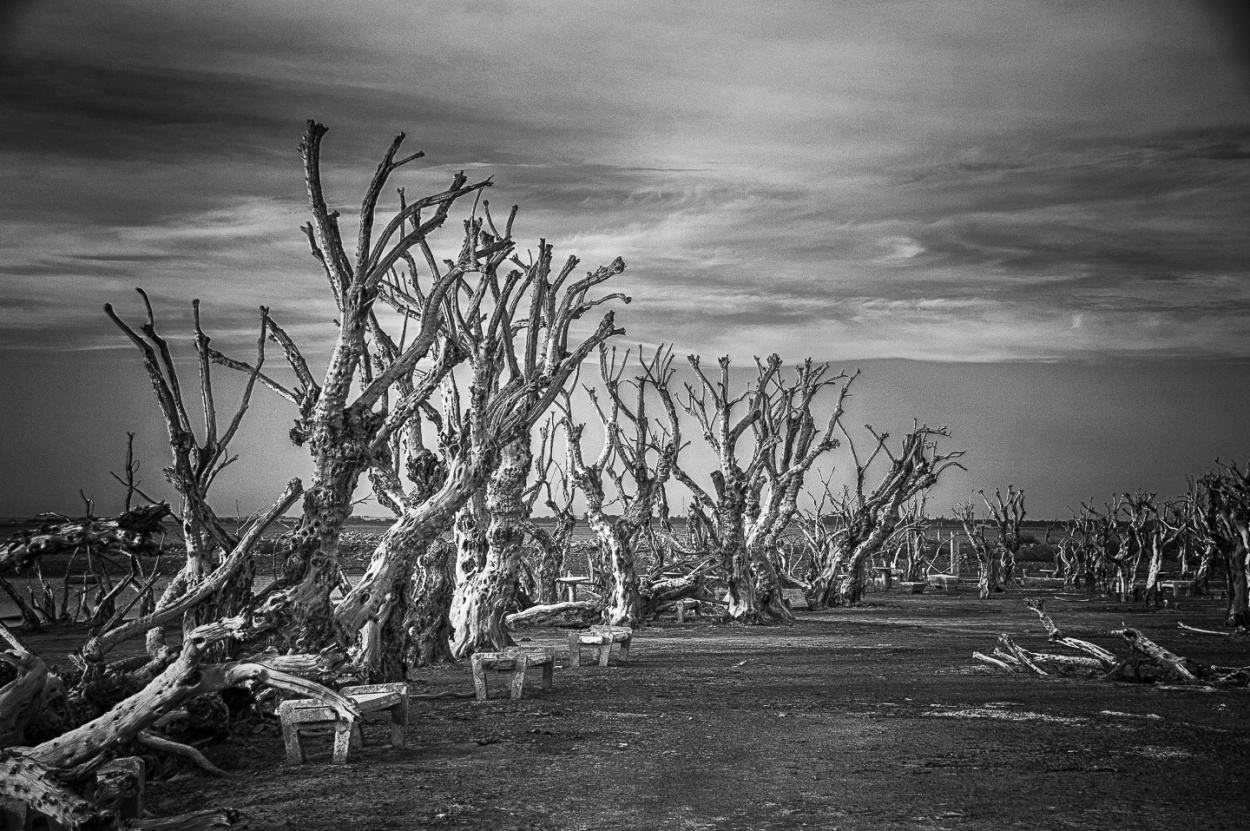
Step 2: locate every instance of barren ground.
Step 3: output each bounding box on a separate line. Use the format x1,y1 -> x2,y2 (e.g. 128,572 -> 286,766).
26,590 -> 1250,830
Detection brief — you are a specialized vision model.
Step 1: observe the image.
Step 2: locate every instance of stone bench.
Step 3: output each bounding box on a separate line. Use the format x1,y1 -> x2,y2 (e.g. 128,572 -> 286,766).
1158,580 -> 1193,597
568,625 -> 632,667
899,581 -> 927,594
673,598 -> 701,623
276,682 -> 408,765
470,648 -> 555,700
927,574 -> 958,592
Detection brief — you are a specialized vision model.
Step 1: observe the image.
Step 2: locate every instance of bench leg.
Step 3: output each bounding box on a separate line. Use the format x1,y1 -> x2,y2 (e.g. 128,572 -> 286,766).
332,720 -> 354,765
391,699 -> 408,747
281,720 -> 306,765
510,656 -> 528,700
568,632 -> 581,667
676,603 -> 685,624
471,655 -> 489,700
541,661 -> 554,691
598,642 -> 611,667
617,640 -> 631,664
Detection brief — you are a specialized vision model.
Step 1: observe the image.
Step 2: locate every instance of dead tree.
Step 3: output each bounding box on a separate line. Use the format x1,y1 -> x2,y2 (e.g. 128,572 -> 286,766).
743,359 -> 853,618
210,121 -> 493,652
519,418 -> 578,606
104,293 -> 271,657
890,496 -> 935,583
1199,461 -> 1250,626
955,499 -> 997,598
561,346 -> 679,625
648,355 -> 780,622
1074,501 -> 1125,598
1,605 -> 354,829
1120,491 -> 1185,605
446,240 -> 628,657
982,486 -> 1025,587
807,425 -> 964,607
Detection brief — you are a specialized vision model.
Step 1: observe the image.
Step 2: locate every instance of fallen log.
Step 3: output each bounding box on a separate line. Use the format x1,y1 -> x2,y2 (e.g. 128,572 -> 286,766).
0,504 -> 172,571
1112,627 -> 1198,683
1025,598 -> 1117,668
978,601 -> 1248,688
505,601 -> 600,628
1,622 -> 48,746
1177,622 -> 1240,637
996,635 -> 1048,676
972,651 -> 1016,672
2,609 -> 354,829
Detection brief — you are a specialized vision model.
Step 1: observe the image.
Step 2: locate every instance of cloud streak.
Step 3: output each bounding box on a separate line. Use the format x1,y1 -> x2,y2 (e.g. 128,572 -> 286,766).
0,0 -> 1247,364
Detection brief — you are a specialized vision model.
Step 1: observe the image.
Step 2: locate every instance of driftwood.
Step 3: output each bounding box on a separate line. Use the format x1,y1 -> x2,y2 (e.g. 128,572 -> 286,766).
0,505 -> 172,571
1112,627 -> 1198,683
505,601 -> 600,628
640,556 -> 716,619
1,613 -> 354,829
0,623 -> 49,746
978,600 -> 1249,688
136,731 -> 227,777
1177,622 -> 1243,637
1025,599 -> 1117,667
81,480 -> 301,662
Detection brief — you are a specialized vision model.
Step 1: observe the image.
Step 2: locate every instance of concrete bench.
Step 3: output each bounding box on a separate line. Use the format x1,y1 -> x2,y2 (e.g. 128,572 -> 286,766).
569,625 -> 632,667
470,648 -> 555,700
673,598 -> 701,623
899,581 -> 927,594
277,682 -> 408,765
1158,580 -> 1193,597
780,588 -> 810,610
927,574 -> 958,592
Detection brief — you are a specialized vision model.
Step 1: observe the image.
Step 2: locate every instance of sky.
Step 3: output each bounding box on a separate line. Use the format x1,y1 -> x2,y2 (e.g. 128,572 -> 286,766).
1,0 -> 1248,520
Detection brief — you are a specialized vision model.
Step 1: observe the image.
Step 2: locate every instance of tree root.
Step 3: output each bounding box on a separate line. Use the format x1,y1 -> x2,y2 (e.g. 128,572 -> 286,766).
136,731 -> 227,777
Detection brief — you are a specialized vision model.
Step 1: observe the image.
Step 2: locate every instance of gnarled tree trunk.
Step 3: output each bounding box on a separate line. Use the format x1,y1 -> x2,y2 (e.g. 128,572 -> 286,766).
450,435 -> 531,657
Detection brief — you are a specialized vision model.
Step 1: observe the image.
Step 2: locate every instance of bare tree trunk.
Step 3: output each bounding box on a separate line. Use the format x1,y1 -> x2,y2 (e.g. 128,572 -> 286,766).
521,517 -> 572,605
750,549 -> 795,621
833,520 -> 899,605
270,418 -> 379,651
807,544 -> 848,609
450,435 -> 531,657
402,540 -> 456,671
594,518 -> 641,626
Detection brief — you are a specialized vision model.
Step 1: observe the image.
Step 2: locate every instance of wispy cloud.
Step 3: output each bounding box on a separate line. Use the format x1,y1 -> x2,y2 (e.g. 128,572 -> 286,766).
0,0 -> 1247,363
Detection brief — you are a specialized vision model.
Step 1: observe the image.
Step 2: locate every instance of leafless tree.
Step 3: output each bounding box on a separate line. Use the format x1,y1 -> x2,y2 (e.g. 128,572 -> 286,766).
210,121 -> 494,652
560,346 -> 679,625
807,424 -> 964,607
99,293 -> 270,660
1197,461 -> 1250,626
982,485 -> 1026,587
